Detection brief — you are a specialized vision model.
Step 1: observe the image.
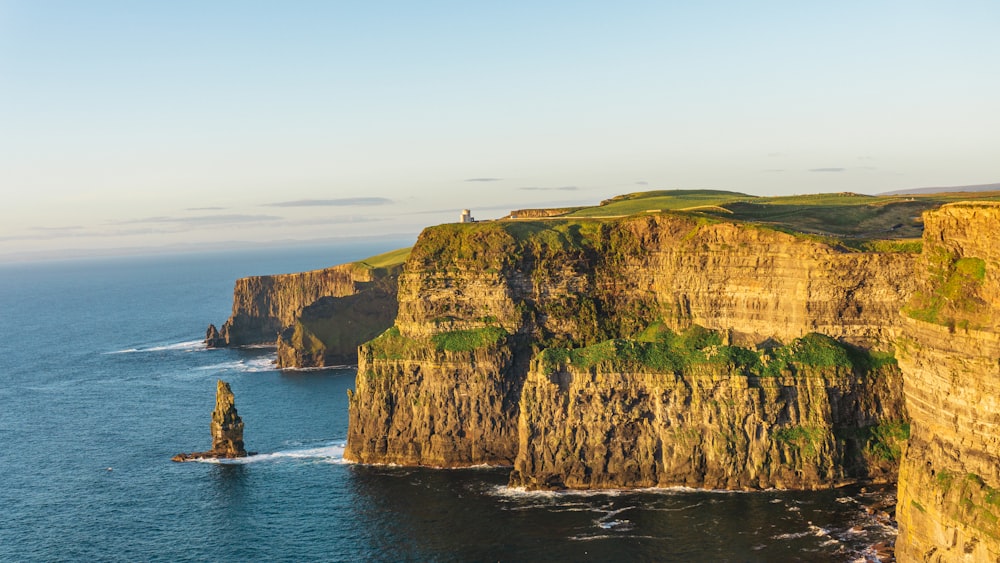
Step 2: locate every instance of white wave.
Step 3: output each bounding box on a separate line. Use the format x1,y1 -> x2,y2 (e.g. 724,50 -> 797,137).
597,519 -> 633,530
646,501 -> 706,512
569,534 -> 657,542
193,357 -> 276,373
198,442 -> 347,465
108,340 -> 206,354
490,485 -> 624,499
772,524 -> 830,540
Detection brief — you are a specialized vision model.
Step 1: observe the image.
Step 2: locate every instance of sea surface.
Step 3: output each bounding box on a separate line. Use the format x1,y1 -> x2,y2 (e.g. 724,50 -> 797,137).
0,241 -> 898,562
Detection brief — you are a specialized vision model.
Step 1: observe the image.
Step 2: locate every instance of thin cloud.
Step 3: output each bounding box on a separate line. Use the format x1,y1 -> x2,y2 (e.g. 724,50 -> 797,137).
464,178 -> 503,182
265,197 -> 392,207
519,186 -> 578,191
114,214 -> 283,226
29,225 -> 85,232
635,181 -> 648,186
186,206 -> 227,211
809,168 -> 846,173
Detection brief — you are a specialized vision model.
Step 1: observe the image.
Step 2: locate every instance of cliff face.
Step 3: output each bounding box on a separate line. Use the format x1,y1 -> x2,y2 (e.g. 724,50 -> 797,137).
346,214 -> 918,486
894,203 -> 1000,562
510,337 -> 907,490
346,335 -> 522,466
207,257 -> 404,368
275,278 -> 398,368
209,263 -> 381,347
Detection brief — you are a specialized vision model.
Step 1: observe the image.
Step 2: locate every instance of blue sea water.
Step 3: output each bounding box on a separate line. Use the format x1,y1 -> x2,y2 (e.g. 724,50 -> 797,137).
0,241 -> 897,562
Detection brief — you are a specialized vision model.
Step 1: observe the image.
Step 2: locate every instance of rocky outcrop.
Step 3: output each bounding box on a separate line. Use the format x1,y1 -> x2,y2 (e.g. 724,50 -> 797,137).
173,380 -> 251,461
346,214 -> 919,484
275,278 -> 399,368
894,203 -> 1000,561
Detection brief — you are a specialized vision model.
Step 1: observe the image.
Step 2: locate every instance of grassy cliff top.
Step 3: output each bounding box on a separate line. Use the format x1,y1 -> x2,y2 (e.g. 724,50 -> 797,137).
521,189 -> 1000,243
353,247 -> 411,270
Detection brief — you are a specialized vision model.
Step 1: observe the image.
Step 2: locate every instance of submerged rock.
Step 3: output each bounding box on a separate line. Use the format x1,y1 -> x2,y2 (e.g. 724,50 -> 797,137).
172,380 -> 251,462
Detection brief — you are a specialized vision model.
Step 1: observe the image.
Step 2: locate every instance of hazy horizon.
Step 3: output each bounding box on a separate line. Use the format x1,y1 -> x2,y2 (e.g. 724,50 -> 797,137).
3,1 -> 999,260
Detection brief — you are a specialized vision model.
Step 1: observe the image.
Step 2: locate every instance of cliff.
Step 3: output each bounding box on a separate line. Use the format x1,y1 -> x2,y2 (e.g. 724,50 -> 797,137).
345,213 -> 918,489
207,262 -> 385,347
894,203 -> 1000,561
173,379 -> 249,461
207,248 -> 408,368
509,331 -> 907,490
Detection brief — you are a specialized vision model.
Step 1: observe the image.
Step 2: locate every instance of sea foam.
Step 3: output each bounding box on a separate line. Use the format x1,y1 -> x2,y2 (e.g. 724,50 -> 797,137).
108,340 -> 206,354
199,441 -> 347,465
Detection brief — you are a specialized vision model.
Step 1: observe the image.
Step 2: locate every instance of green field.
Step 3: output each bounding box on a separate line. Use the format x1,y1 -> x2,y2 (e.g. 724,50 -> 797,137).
354,247 -> 411,270
525,189 -> 1000,244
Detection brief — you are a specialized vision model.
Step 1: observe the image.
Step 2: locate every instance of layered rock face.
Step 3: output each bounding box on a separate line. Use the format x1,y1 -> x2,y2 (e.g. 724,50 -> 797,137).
207,260 -> 402,368
510,348 -> 906,490
894,203 -> 1000,561
173,379 -> 249,461
275,278 -> 398,368
346,214 -> 918,486
208,263 -> 382,347
347,340 -> 522,466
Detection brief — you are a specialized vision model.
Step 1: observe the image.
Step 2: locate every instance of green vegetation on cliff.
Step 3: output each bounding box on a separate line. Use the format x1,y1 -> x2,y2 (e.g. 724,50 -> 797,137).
367,325 -> 509,359
536,325 -> 894,378
904,246 -> 988,329
517,188 -> 1000,244
354,246 -> 411,271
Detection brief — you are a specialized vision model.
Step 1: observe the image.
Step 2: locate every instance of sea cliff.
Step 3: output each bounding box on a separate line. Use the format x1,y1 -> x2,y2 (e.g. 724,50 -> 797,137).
345,212 -> 918,491
894,203 -> 1000,561
206,249 -> 407,368
209,192 -> 1000,558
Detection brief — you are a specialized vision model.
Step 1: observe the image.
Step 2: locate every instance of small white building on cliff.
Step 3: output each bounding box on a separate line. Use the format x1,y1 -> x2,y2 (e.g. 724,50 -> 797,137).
460,209 -> 476,223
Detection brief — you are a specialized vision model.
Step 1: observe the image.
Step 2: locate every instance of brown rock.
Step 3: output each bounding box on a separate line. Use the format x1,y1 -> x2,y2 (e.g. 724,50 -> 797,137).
172,379 -> 251,462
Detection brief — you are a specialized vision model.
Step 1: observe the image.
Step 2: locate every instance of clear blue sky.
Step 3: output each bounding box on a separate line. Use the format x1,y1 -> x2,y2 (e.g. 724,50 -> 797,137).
2,1 -> 998,260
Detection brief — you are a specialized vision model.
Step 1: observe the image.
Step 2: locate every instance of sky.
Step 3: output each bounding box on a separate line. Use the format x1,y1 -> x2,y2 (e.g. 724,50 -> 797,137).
2,1 -> 999,261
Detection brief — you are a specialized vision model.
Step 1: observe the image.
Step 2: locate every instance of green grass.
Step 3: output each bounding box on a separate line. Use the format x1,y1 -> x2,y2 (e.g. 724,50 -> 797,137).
510,188 -> 1000,243
565,190 -> 750,217
864,421 -> 910,461
904,246 -> 987,327
366,325 -> 509,359
774,425 -> 826,460
431,326 -> 508,352
842,239 -> 923,253
538,324 -> 892,379
354,246 -> 411,269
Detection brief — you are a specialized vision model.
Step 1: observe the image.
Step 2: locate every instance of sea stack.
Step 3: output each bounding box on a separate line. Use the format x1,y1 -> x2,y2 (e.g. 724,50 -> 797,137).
172,379 -> 250,461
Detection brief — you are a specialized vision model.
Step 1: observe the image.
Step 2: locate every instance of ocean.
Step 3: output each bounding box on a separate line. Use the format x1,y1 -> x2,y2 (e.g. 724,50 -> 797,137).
0,241 -> 897,562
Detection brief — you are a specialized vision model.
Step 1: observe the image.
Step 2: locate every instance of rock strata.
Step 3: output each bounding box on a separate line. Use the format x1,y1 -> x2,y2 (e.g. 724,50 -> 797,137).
894,203 -> 1000,561
346,213 -> 918,486
172,380 -> 251,462
206,263 -> 378,348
